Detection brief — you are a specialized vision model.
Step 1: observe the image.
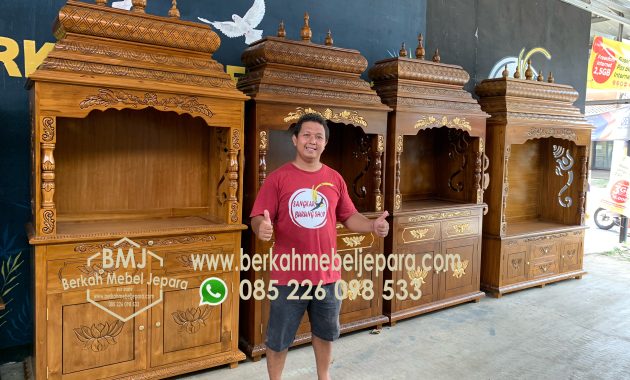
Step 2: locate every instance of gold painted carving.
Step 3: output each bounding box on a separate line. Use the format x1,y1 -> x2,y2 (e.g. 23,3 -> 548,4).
408,210 -> 472,222
79,89 -> 213,117
395,135 -> 403,153
342,235 -> 365,248
451,260 -> 469,279
395,194 -> 402,211
172,306 -> 212,334
284,107 -> 368,128
73,320 -> 125,352
409,228 -> 429,240
414,116 -> 471,131
259,131 -> 268,150
452,223 -> 470,234
375,195 -> 383,212
377,135 -> 385,153
408,267 -> 428,289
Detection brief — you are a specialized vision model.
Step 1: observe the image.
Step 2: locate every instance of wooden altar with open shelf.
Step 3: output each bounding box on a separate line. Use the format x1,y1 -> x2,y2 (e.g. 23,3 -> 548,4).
237,15 -> 391,360
475,66 -> 592,297
370,39 -> 489,324
27,1 -> 247,378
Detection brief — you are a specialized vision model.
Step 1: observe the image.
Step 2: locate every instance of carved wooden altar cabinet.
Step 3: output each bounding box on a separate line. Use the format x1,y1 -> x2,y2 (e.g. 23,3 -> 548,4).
237,16 -> 391,360
475,67 -> 591,297
27,1 -> 247,378
370,42 -> 489,324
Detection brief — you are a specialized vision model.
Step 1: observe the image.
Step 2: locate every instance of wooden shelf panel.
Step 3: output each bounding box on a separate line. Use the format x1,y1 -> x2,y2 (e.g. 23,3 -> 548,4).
30,215 -> 245,244
505,220 -> 584,238
399,198 -> 478,212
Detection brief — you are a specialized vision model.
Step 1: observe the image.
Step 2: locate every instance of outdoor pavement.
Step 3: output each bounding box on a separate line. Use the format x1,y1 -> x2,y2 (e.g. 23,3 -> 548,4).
2,176 -> 627,380
181,176 -> 629,380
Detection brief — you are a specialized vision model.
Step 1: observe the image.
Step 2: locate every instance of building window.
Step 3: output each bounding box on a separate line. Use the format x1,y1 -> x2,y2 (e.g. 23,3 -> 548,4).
592,141 -> 614,170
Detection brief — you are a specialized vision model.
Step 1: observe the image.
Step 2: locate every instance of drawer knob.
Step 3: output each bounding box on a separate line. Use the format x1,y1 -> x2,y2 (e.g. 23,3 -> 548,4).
138,325 -> 145,331
155,321 -> 161,327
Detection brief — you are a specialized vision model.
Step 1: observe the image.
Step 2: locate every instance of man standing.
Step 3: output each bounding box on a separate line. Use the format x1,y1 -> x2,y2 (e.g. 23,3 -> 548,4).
250,113 -> 389,380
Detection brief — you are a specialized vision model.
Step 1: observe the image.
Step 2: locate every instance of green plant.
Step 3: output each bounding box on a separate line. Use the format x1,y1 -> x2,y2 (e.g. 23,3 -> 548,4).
0,251 -> 23,328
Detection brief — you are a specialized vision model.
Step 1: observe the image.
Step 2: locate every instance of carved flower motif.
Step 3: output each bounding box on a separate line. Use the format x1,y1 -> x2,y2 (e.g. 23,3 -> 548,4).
408,267 -> 428,289
73,320 -> 125,352
451,259 -> 469,279
172,306 -> 212,334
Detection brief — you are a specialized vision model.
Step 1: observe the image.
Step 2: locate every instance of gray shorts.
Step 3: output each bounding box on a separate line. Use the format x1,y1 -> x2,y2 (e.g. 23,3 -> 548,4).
265,282 -> 342,352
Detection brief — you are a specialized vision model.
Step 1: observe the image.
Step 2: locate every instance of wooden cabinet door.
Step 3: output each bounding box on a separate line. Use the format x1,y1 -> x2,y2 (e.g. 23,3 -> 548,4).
503,242 -> 527,285
150,273 -> 234,367
395,241 -> 440,312
441,237 -> 480,299
47,286 -> 147,379
560,239 -> 582,273
339,248 -> 381,326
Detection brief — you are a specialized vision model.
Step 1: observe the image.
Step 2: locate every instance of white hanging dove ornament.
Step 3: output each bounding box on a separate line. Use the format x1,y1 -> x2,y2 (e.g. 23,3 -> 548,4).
198,0 -> 266,45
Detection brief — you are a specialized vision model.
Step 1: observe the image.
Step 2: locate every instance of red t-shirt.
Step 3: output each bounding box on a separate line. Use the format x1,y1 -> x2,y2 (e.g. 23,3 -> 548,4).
250,163 -> 358,285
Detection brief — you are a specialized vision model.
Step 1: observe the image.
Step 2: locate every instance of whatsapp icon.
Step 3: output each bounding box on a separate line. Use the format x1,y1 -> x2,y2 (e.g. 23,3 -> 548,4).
199,277 -> 228,306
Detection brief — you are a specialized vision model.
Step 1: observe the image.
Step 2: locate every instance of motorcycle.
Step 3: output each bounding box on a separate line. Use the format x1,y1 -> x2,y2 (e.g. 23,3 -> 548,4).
594,207 -> 620,230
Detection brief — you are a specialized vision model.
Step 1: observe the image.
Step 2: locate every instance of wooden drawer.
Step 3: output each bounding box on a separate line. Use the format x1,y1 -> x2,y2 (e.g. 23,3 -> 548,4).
48,254 -> 146,293
441,218 -> 479,239
151,244 -> 237,277
397,222 -> 440,245
336,224 -> 376,252
529,240 -> 558,260
528,257 -> 558,278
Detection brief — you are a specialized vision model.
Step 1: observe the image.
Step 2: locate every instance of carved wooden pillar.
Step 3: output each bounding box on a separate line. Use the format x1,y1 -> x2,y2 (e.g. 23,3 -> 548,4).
40,116 -> 56,235
373,134 -> 384,211
474,138 -> 483,205
578,146 -> 588,225
228,128 -> 241,224
500,145 -> 511,237
394,135 -> 403,211
258,130 -> 268,187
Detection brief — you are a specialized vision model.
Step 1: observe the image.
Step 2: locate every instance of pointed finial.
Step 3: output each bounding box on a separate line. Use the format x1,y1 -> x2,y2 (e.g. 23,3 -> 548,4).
415,33 -> 425,60
325,30 -> 333,46
132,0 -> 146,13
432,48 -> 440,63
301,12 -> 312,42
399,42 -> 408,57
537,70 -> 544,81
513,60 -> 521,79
277,21 -> 286,38
168,0 -> 180,18
95,0 -> 107,5
502,64 -> 509,78
547,71 -> 554,83
525,59 -> 533,80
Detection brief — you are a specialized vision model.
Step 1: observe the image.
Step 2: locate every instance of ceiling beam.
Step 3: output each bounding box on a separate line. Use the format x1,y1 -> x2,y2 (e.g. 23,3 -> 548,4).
561,0 -> 630,28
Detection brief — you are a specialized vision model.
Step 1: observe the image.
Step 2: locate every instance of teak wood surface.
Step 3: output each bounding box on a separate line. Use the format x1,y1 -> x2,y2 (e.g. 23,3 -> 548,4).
28,1 -> 247,378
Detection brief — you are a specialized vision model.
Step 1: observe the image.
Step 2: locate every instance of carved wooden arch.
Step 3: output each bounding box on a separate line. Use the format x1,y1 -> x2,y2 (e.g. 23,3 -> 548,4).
76,88 -> 216,126
278,106 -> 385,211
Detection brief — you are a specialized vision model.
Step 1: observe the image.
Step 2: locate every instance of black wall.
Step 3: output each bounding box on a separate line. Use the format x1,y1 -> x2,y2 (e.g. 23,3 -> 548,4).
427,0 -> 591,109
0,0 -> 591,354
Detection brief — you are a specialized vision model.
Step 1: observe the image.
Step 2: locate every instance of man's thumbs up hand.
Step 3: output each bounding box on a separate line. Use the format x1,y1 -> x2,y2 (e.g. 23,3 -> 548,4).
373,210 -> 390,238
257,209 -> 274,241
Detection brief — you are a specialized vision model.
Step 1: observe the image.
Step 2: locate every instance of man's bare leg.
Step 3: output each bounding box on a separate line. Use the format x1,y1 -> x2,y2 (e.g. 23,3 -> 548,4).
312,335 -> 333,380
266,348 -> 288,380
